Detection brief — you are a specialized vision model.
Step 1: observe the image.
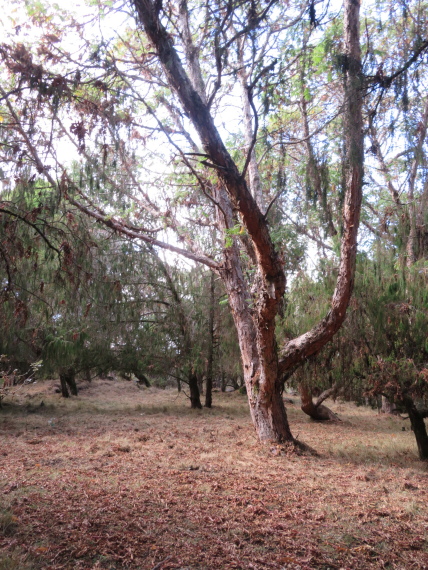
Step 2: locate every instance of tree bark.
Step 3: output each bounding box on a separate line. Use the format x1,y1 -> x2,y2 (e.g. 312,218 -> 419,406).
205,271 -> 215,408
59,367 -> 78,398
189,371 -> 202,409
300,383 -> 340,421
214,185 -> 294,443
404,397 -> 428,460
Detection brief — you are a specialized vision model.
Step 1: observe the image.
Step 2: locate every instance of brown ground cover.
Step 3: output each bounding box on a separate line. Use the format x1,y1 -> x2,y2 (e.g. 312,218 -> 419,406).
1,378 -> 427,569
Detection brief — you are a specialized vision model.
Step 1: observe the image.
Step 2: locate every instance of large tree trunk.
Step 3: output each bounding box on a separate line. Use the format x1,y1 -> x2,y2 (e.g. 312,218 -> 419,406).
214,187 -> 294,443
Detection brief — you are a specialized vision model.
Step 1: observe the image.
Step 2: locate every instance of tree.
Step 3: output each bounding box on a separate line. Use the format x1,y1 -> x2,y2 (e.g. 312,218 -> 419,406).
204,270 -> 216,408
127,0 -> 363,444
0,181 -> 199,395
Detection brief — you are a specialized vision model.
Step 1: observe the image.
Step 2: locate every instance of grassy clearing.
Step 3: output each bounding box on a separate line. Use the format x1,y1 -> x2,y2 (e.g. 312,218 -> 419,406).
1,378 -> 427,569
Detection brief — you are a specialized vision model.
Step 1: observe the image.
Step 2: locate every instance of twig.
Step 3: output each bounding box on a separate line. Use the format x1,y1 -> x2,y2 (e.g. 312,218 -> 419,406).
0,208 -> 61,256
263,187 -> 286,220
240,88 -> 259,181
150,555 -> 172,570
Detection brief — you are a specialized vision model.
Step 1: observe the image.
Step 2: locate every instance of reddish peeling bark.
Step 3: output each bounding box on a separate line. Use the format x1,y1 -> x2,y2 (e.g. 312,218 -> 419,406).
213,185 -> 293,443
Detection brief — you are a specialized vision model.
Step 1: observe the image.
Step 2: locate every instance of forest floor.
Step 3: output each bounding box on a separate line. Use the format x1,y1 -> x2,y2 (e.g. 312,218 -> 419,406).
0,378 -> 427,570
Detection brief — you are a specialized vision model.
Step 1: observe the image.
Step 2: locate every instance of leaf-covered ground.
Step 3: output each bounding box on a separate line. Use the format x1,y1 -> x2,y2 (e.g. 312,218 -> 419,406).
1,379 -> 427,569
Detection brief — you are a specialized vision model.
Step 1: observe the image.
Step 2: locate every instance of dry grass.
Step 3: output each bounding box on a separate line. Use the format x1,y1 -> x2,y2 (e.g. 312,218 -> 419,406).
0,378 -> 427,569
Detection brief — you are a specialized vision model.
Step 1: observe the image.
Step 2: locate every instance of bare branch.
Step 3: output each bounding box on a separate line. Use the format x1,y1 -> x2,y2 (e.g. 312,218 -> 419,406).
66,193 -> 220,269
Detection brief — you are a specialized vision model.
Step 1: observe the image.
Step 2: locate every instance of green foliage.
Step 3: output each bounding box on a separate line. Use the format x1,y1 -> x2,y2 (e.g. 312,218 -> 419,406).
366,357 -> 428,404
224,224 -> 246,248
288,250 -> 428,406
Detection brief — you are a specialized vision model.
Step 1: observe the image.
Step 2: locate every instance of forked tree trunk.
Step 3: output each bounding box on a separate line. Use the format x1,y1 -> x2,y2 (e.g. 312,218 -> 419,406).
300,383 -> 341,421
130,0 -> 362,444
238,324 -> 294,443
214,185 -> 294,443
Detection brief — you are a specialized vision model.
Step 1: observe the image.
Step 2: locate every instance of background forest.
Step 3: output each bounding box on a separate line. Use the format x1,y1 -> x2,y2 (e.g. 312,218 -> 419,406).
0,0 -> 427,458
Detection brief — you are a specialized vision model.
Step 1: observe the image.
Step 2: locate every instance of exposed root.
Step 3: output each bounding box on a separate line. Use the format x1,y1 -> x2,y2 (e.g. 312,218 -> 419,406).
269,438 -> 319,457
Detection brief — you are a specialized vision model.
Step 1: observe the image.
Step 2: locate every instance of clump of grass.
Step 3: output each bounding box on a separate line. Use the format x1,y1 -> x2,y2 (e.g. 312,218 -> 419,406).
0,552 -> 31,570
0,509 -> 17,537
0,556 -> 20,570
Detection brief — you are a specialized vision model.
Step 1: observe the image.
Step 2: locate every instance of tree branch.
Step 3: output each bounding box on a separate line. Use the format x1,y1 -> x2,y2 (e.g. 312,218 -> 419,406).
0,208 -> 61,256
66,194 -> 220,269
